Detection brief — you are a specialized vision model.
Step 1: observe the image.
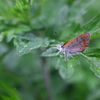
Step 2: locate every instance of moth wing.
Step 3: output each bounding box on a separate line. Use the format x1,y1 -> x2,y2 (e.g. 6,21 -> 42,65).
63,33 -> 90,53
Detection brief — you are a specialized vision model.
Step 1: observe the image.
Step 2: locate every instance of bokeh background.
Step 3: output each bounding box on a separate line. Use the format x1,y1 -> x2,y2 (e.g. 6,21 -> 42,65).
0,0 -> 100,100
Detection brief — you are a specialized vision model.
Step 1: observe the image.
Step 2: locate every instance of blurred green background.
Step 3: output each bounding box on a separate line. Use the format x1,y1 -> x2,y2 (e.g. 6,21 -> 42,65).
0,0 -> 100,100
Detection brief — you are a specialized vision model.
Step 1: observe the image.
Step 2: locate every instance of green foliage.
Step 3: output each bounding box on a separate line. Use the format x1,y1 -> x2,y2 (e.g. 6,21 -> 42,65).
14,33 -> 50,56
0,0 -> 100,100
56,57 -> 77,80
81,53 -> 100,78
0,79 -> 22,100
82,14 -> 100,34
41,48 -> 59,57
84,47 -> 100,58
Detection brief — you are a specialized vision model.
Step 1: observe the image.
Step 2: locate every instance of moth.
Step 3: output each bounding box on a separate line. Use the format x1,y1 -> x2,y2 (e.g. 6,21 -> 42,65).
53,33 -> 90,61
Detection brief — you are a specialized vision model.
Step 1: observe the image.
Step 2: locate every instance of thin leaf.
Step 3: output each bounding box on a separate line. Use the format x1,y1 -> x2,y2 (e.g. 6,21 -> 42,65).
82,13 -> 100,34
81,53 -> 100,78
0,79 -> 22,100
91,31 -> 100,39
83,47 -> 100,58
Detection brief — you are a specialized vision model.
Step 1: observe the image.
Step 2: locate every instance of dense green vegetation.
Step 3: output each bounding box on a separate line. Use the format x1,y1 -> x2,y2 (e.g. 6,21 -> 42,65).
0,0 -> 100,100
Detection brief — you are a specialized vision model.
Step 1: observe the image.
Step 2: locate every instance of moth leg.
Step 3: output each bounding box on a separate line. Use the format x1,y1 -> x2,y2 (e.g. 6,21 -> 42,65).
56,51 -> 61,55
64,52 -> 68,62
50,47 -> 61,56
68,53 -> 74,58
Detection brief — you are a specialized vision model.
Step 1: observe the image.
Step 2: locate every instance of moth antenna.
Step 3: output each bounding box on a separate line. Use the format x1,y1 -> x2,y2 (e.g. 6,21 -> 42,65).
50,47 -> 60,50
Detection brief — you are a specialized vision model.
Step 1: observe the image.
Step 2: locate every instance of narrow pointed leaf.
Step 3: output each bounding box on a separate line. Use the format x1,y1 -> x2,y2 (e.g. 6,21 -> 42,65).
0,79 -> 22,100
81,53 -> 100,78
83,47 -> 100,58
82,14 -> 100,34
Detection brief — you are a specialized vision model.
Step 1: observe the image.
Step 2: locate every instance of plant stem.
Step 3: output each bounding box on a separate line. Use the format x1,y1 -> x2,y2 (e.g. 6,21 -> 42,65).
41,57 -> 54,100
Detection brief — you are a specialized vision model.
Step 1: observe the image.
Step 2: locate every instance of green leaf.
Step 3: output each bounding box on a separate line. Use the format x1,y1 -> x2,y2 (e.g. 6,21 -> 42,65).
1,95 -> 12,100
0,43 -> 9,56
82,13 -> 100,34
2,25 -> 30,42
0,34 -> 3,42
91,31 -> 100,39
14,33 -> 50,56
68,0 -> 95,21
0,79 -> 22,100
88,57 -> 100,78
81,53 -> 100,78
87,88 -> 100,100
83,47 -> 100,58
54,0 -> 95,32
56,57 -> 79,80
41,48 -> 59,57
